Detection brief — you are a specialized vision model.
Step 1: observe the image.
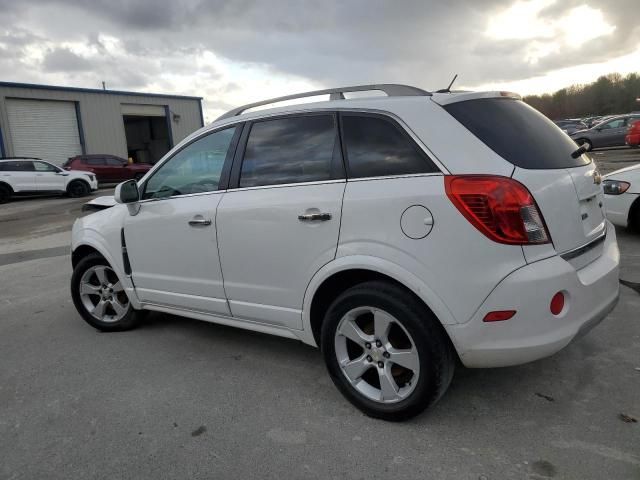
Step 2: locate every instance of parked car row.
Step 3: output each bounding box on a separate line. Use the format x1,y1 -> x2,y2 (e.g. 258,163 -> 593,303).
569,113 -> 640,150
0,157 -> 98,203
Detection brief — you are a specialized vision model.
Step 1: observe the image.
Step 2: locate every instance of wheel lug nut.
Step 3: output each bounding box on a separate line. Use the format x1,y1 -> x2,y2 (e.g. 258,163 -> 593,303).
375,340 -> 382,348
383,352 -> 390,359
366,355 -> 373,362
365,342 -> 371,349
377,361 -> 384,368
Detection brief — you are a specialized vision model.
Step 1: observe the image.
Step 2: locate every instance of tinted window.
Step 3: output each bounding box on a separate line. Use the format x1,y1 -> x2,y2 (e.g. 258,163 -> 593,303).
341,115 -> 438,178
143,126 -> 236,199
85,158 -> 106,166
445,98 -> 590,169
0,161 -> 34,172
106,157 -> 126,166
33,161 -> 59,172
240,115 -> 337,188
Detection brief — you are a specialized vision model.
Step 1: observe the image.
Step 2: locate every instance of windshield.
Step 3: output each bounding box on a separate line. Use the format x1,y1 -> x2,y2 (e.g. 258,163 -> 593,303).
444,98 -> 590,169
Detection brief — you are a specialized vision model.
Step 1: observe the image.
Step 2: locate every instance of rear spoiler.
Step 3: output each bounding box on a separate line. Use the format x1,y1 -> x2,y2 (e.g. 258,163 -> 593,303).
432,91 -> 521,106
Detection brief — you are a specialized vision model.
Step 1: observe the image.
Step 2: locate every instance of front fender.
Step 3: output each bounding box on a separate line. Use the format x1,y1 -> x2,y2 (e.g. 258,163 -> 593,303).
299,255 -> 458,347
71,208 -> 142,309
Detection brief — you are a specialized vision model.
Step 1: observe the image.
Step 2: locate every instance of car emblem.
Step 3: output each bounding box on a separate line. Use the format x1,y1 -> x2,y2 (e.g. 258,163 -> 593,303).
593,170 -> 602,185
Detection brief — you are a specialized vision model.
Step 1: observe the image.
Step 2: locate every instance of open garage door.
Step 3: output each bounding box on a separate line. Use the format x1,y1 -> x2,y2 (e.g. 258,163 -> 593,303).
121,104 -> 171,164
6,99 -> 82,166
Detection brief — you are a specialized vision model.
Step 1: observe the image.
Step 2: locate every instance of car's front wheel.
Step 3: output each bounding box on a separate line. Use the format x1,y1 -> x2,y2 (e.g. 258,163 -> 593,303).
67,180 -> 90,197
0,184 -> 12,204
321,281 -> 455,421
71,253 -> 142,331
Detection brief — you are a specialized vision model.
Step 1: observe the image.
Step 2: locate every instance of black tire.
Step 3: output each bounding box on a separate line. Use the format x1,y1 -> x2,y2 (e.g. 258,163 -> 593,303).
628,198 -> 640,233
67,180 -> 90,198
321,281 -> 455,421
575,138 -> 592,151
71,253 -> 142,332
0,184 -> 11,204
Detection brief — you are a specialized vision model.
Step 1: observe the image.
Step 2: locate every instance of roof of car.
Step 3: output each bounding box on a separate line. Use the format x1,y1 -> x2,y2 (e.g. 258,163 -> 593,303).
0,157 -> 42,161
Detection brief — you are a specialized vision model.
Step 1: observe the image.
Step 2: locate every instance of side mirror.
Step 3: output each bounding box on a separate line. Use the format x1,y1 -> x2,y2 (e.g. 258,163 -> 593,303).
114,179 -> 139,204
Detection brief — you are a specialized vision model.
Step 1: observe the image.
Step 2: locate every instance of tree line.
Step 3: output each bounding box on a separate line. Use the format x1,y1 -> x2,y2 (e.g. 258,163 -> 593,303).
523,72 -> 640,120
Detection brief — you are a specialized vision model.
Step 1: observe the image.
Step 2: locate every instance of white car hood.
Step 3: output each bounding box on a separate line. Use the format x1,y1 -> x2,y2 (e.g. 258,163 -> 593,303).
603,162 -> 640,179
83,195 -> 117,211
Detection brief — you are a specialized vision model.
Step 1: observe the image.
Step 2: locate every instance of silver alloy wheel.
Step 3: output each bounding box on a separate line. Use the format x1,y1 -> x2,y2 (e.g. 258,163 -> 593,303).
334,306 -> 420,404
79,265 -> 129,323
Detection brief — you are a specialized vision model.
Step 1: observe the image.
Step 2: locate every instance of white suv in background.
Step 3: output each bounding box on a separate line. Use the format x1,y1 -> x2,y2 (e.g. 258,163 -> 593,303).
70,84 -> 620,420
0,157 -> 98,203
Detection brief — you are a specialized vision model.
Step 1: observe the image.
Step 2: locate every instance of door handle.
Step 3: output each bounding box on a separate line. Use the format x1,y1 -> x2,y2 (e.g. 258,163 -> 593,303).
298,212 -> 332,222
188,217 -> 212,227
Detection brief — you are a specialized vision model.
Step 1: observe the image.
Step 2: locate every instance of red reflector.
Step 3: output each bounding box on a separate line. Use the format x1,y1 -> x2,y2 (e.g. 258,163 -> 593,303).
483,310 -> 516,322
550,292 -> 565,315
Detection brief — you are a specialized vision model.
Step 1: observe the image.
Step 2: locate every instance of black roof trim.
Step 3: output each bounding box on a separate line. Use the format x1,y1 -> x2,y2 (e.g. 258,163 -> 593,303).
0,81 -> 202,101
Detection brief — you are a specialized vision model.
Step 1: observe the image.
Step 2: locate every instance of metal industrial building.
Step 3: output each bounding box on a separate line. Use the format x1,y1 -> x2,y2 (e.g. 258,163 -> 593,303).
0,81 -> 204,166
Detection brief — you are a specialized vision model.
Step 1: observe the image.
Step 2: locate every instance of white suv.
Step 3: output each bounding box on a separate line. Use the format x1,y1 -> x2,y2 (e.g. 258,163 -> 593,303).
0,157 -> 98,203
70,85 -> 620,420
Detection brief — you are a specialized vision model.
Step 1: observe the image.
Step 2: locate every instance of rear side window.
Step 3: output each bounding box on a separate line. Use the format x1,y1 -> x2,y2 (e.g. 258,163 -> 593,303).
85,158 -> 105,166
1,161 -> 34,171
444,98 -> 589,169
106,157 -> 126,166
240,115 -> 338,188
341,115 -> 438,178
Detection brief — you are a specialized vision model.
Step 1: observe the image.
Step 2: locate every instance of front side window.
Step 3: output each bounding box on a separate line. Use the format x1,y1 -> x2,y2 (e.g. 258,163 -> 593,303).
600,118 -> 625,129
239,115 -> 337,188
106,157 -> 126,166
143,126 -> 237,200
85,158 -> 106,166
341,115 -> 438,178
33,161 -> 59,172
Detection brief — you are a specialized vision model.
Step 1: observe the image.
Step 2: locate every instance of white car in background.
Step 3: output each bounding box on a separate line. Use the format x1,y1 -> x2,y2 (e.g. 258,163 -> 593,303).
70,84 -> 620,421
603,163 -> 640,231
0,157 -> 98,203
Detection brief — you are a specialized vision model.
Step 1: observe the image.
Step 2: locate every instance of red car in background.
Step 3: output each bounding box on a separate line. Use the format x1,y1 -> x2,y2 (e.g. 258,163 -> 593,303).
626,120 -> 640,148
63,155 -> 152,183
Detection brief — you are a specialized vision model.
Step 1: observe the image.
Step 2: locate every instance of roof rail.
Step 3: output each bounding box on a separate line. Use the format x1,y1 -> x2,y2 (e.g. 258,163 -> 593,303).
216,83 -> 431,121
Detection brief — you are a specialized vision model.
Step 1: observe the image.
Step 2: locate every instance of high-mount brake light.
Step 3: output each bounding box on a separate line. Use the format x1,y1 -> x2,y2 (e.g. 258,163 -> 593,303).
445,175 -> 551,245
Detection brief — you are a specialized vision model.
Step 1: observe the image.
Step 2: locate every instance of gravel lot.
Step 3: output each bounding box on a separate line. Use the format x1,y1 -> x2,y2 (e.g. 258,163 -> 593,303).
1,150 -> 639,479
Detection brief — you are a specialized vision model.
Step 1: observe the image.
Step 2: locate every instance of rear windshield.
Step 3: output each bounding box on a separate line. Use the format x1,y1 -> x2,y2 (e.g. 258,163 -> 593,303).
444,98 -> 590,169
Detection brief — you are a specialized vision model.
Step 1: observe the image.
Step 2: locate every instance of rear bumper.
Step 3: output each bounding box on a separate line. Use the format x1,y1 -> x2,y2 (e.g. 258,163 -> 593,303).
447,221 -> 620,368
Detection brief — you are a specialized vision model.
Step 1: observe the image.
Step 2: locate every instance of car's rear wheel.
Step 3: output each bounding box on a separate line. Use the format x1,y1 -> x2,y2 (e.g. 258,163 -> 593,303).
321,281 -> 455,421
0,184 -> 11,204
71,253 -> 142,331
67,180 -> 90,197
575,138 -> 592,151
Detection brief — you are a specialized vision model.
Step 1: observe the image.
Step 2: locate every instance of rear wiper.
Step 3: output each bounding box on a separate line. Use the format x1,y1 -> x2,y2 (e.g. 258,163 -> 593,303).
571,144 -> 589,159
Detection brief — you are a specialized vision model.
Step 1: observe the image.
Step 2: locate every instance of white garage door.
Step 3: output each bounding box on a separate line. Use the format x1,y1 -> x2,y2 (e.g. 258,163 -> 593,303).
6,99 -> 83,166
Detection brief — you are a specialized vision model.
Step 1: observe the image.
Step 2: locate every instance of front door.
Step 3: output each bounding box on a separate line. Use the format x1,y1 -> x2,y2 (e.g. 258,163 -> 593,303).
217,114 -> 345,330
124,125 -> 240,315
33,161 -> 66,191
594,118 -> 627,147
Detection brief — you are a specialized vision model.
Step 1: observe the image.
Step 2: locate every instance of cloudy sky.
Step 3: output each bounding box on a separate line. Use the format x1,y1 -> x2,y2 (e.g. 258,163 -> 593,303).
1,0 -> 639,121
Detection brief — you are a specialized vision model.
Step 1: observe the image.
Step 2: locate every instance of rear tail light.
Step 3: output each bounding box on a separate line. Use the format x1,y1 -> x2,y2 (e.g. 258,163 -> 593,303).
483,310 -> 516,322
445,175 -> 550,245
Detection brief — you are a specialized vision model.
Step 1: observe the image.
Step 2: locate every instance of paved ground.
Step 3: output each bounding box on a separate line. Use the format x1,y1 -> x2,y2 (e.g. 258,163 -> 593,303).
1,151 -> 639,479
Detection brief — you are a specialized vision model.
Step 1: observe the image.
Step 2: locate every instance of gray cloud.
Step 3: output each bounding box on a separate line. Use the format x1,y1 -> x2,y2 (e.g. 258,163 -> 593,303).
1,0 -> 639,118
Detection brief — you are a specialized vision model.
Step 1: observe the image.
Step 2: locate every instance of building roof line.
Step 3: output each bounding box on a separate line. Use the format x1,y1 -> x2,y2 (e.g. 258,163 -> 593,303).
0,81 -> 203,101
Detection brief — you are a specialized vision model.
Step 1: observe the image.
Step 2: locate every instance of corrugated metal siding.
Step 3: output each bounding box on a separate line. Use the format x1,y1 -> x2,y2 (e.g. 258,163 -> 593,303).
0,85 -> 202,160
6,98 -> 82,165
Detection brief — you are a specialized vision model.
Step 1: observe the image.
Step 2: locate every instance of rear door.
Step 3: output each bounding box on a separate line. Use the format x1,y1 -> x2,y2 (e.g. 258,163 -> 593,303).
442,96 -> 605,261
105,157 -> 128,181
1,161 -> 37,191
216,113 -> 345,330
